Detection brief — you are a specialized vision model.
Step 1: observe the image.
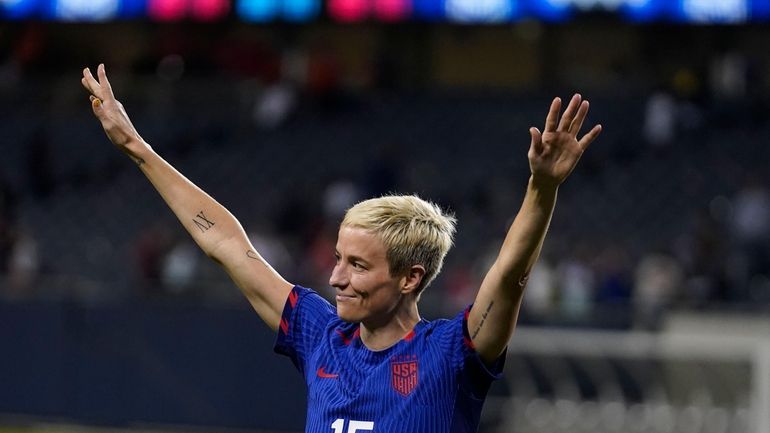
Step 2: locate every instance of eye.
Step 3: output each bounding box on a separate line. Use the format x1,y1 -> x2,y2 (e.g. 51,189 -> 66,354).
352,262 -> 366,270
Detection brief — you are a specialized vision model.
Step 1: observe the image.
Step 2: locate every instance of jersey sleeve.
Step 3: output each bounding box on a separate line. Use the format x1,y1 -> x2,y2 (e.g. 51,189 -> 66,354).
273,285 -> 336,374
447,306 -> 507,400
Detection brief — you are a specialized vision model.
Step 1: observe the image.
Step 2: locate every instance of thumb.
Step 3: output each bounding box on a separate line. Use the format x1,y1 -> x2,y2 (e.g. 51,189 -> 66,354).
529,127 -> 543,154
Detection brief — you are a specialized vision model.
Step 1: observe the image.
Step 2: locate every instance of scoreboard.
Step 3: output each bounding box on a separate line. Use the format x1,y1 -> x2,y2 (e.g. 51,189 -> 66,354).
2,0 -> 770,23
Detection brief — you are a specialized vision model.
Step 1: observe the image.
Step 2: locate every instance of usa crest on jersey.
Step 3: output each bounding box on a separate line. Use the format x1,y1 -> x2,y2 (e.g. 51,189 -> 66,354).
391,355 -> 418,397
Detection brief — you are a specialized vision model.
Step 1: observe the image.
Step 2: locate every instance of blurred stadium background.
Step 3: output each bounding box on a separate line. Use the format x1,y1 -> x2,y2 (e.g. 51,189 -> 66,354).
1,1 -> 770,432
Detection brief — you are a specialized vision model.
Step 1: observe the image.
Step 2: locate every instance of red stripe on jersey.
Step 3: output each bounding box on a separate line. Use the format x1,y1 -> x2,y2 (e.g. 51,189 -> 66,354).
280,317 -> 289,334
336,329 -> 350,345
403,330 -> 415,342
463,335 -> 475,349
336,327 -> 361,345
289,289 -> 299,308
462,306 -> 475,349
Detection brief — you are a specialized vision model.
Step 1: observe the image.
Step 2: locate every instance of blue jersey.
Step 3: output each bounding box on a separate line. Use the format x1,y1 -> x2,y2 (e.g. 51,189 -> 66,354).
274,285 -> 505,433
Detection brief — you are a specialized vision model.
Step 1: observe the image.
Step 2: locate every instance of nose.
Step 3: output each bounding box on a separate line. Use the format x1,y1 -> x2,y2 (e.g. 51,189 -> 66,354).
329,263 -> 349,289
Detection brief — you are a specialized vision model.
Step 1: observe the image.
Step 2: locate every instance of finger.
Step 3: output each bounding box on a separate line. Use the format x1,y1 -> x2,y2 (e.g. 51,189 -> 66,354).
544,97 -> 561,132
529,127 -> 543,155
82,67 -> 101,97
578,124 -> 602,151
569,100 -> 589,136
557,93 -> 581,131
97,63 -> 114,98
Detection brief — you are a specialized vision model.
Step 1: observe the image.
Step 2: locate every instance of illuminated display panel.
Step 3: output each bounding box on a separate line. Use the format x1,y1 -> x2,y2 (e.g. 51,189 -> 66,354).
148,0 -> 187,20
373,0 -> 410,21
412,0 -> 443,20
148,0 -> 229,21
55,0 -> 120,21
0,0 -> 41,18
284,0 -> 320,20
238,0 -> 279,20
446,0 -> 515,22
1,0 -> 770,22
191,0 -> 230,20
678,0 -> 748,23
328,0 -> 368,21
237,0 -> 319,21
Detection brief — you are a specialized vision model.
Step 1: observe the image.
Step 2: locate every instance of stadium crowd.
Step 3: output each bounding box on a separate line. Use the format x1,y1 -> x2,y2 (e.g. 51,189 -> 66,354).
0,21 -> 769,331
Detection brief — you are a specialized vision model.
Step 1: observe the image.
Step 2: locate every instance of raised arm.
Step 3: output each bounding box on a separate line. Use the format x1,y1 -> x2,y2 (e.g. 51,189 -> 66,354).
468,94 -> 602,364
81,64 -> 292,331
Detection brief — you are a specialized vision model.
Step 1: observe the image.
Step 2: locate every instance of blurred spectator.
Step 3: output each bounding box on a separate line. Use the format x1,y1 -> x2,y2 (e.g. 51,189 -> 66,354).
253,82 -> 297,129
364,143 -> 403,198
678,210 -> 730,305
633,250 -> 684,329
25,131 -> 54,199
248,222 -> 295,277
6,228 -> 39,298
12,24 -> 47,74
557,245 -> 595,321
134,224 -> 173,297
594,245 -> 632,300
214,28 -> 280,81
709,49 -> 747,102
161,240 -> 200,295
522,258 -> 556,319
303,223 -> 338,296
729,174 -> 770,296
442,263 -> 477,313
0,218 -> 15,279
643,89 -> 676,149
322,178 -> 361,224
0,176 -> 17,279
306,40 -> 345,111
594,243 -> 633,325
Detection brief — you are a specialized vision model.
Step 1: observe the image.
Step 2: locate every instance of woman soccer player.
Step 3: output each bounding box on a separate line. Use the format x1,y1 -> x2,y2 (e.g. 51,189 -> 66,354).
82,63 -> 600,433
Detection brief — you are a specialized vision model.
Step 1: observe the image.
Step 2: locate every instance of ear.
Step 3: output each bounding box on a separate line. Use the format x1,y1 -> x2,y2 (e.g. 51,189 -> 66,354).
400,265 -> 426,296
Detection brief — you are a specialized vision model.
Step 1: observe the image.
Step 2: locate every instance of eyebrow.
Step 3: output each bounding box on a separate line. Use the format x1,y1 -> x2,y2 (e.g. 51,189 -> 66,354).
337,251 -> 372,267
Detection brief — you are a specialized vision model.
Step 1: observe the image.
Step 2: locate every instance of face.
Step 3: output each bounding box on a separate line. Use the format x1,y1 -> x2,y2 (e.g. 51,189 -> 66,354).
329,226 -> 406,325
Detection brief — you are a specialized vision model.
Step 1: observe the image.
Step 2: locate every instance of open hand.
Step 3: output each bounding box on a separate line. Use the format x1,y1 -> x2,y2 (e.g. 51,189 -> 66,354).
81,64 -> 146,158
528,94 -> 601,189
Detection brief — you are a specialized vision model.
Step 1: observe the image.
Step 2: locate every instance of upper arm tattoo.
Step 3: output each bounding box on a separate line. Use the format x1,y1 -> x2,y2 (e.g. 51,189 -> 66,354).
471,301 -> 494,339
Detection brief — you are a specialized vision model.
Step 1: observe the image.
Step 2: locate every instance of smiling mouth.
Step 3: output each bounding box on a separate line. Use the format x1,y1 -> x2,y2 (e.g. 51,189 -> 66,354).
336,294 -> 357,302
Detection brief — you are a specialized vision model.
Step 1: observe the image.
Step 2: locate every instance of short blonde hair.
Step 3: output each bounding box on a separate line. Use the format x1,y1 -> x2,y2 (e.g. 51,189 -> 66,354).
341,195 -> 456,294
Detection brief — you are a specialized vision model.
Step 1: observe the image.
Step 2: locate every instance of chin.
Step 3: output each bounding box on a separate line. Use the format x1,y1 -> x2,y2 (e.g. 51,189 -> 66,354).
336,304 -> 363,323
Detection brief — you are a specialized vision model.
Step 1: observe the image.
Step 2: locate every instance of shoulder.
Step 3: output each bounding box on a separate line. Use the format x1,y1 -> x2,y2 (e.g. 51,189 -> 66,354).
288,286 -> 336,315
422,308 -> 469,333
416,307 -> 471,347
279,285 -> 338,336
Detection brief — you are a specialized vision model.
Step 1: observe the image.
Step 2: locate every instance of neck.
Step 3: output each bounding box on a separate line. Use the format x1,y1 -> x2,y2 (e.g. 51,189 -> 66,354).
359,300 -> 421,351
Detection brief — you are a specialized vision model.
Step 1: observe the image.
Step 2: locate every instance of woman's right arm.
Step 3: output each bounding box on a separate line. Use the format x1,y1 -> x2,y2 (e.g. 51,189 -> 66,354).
82,64 -> 292,331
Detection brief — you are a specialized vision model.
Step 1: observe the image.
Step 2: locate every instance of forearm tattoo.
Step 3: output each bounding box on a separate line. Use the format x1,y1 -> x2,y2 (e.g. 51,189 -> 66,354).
246,250 -> 269,268
472,301 -> 494,339
192,210 -> 215,233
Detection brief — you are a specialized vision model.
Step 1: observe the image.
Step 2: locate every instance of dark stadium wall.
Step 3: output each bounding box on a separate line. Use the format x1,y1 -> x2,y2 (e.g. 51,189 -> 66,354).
0,301 -> 306,431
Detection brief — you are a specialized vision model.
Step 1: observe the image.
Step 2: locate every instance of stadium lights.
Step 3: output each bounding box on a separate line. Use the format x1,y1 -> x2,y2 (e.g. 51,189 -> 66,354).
0,0 -> 765,23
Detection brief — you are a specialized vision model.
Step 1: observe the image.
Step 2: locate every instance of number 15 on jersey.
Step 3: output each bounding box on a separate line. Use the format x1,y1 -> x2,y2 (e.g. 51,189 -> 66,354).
331,418 -> 374,433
